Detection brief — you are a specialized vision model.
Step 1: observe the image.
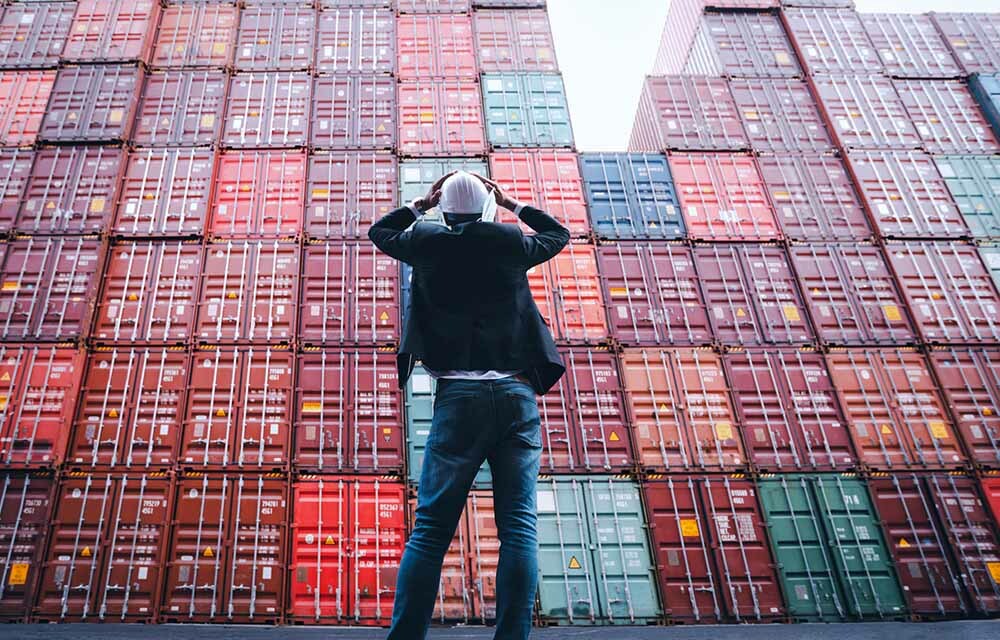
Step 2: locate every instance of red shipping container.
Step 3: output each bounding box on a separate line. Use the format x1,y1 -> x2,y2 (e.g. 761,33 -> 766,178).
62,0 -> 159,64
289,477 -> 405,625
114,148 -> 216,236
930,348 -> 1000,470
398,14 -> 476,79
729,79 -> 833,153
150,4 -> 239,69
0,346 -> 85,468
784,8 -> 880,75
93,241 -> 203,343
315,7 -> 394,74
397,0 -> 471,12
489,149 -> 589,237
849,151 -> 967,240
162,473 -> 287,623
35,472 -> 171,622
813,75 -> 921,150
670,154 -> 779,241
694,244 -> 813,345
757,154 -> 871,242
196,240 -> 299,343
223,73 -> 311,148
16,146 -> 124,234
932,13 -> 1000,75
304,152 -> 397,239
0,236 -> 105,342
311,75 -> 396,150
0,471 -> 55,621
699,12 -> 801,78
300,241 -> 399,345
234,6 -> 315,71
528,243 -> 608,344
210,151 -> 305,238
0,70 -> 55,147
643,475 -> 785,623
726,349 -> 855,471
894,80 -> 1000,154
621,347 -> 745,472
790,243 -> 916,346
826,349 -> 966,471
295,349 -> 404,473
474,9 -> 557,73
630,77 -> 747,152
0,150 -> 34,235
706,0 -> 780,7
861,14 -> 962,79
887,243 -> 1000,345
398,80 -> 485,156
981,476 -> 1000,532
39,65 -> 141,143
597,243 -> 713,347
133,72 -> 227,147
0,2 -> 74,69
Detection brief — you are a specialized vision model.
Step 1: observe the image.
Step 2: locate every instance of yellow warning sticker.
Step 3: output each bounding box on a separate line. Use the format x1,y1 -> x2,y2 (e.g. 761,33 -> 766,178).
609,432 -> 620,442
659,403 -> 669,413
989,562 -> 1000,583
608,287 -> 628,297
930,421 -> 948,439
200,114 -> 215,128
108,408 -> 118,418
108,109 -> 122,124
311,188 -> 330,198
383,428 -> 392,435
8,563 -> 27,586
419,112 -> 435,123
568,555 -> 581,570
680,519 -> 700,537
743,110 -> 760,121
0,371 -> 8,381
775,52 -> 792,66
379,311 -> 389,322
81,546 -> 91,557
127,293 -> 138,301
899,538 -> 911,548
715,422 -> 733,440
735,308 -> 746,318
984,408 -> 995,417
227,292 -> 238,299
90,198 -> 105,213
880,424 -> 892,435
215,409 -> 226,417
302,402 -> 322,413
212,42 -> 227,56
0,396 -> 6,411
377,124 -> 386,132
2,282 -> 19,291
782,305 -> 801,322
325,535 -> 335,545
203,547 -> 214,557
883,305 -> 902,322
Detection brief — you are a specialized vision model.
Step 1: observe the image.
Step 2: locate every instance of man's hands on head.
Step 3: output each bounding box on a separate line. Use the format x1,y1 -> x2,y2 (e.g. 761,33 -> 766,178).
472,173 -> 521,212
413,171 -> 454,213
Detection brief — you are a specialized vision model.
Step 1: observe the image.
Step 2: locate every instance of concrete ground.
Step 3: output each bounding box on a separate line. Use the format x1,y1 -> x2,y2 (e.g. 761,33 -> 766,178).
0,621 -> 996,640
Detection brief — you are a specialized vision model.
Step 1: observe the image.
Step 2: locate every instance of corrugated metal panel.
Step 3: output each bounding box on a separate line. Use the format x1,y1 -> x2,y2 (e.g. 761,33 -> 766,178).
652,0 -> 709,75
304,152 -> 396,240
397,14 -> 476,79
813,75 -> 920,150
315,7 -> 394,75
233,6 -> 315,72
784,8 -> 881,75
62,0 -> 160,65
0,150 -> 35,235
935,155 -> 1000,240
39,65 -> 141,143
631,77 -> 747,152
894,80 -> 999,154
0,2 -> 74,69
0,471 -> 55,621
681,15 -> 724,77
861,14 -> 962,79
580,153 -> 683,240
482,73 -> 573,148
222,73 -> 311,148
398,80 -> 486,156
930,348 -> 1000,470
311,75 -> 395,150
701,12 -> 801,78
0,70 -> 55,146
489,150 -> 589,237
474,9 -> 557,73
932,13 -> 1000,75
397,0 -> 472,12
398,158 -> 488,204
730,78 -> 833,153
134,72 -> 227,147
150,4 -> 239,70
210,151 -> 305,238
114,148 -> 215,237
528,243 -> 608,344
970,74 -> 1000,144
981,246 -> 1000,296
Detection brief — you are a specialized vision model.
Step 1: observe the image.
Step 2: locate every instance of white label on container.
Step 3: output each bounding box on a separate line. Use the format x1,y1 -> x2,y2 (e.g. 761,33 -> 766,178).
416,429 -> 429,436
161,424 -> 169,435
324,46 -> 334,57
486,78 -> 503,92
877,203 -> 890,216
217,204 -> 227,217
232,117 -> 242,131
687,206 -> 698,218
838,118 -> 851,131
617,306 -> 628,319
310,304 -> 320,317
666,120 -> 677,130
125,201 -> 137,215
536,490 -> 556,512
208,303 -> 218,318
271,424 -> 279,435
412,373 -> 432,393
107,303 -> 118,319
138,567 -> 148,580
20,13 -> 35,24
176,305 -> 184,316
263,567 -> 272,580
314,206 -> 325,218
403,168 -> 422,182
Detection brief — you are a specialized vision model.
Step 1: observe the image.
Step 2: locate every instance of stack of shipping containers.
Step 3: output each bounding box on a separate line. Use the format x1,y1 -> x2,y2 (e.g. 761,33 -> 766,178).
0,0 -> 998,630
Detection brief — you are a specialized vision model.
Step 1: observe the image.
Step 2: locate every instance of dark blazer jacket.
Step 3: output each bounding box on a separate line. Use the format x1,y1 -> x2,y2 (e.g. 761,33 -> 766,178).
368,204 -> 571,395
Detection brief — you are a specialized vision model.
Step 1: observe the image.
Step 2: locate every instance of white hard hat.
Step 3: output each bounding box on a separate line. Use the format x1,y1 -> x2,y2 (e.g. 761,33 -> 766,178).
438,171 -> 498,222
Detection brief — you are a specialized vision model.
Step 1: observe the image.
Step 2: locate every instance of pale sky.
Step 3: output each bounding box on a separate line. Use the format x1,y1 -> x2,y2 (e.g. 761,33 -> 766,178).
547,0 -> 1000,152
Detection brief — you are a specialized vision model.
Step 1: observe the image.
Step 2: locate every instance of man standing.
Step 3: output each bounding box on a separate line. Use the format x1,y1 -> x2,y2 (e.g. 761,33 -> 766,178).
368,171 -> 570,640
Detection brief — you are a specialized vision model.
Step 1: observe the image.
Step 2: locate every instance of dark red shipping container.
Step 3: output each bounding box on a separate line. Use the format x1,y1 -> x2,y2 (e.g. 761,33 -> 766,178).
15,146 -> 124,234
162,473 -> 287,623
304,152 -> 397,239
35,472 -> 171,622
222,73 -> 311,148
114,148 -> 216,236
597,242 -> 712,347
0,345 -> 85,468
62,0 -> 159,64
861,13 -> 962,79
312,75 -> 395,150
528,243 -> 608,344
133,72 -> 227,147
398,80 -> 485,156
621,348 -> 746,472
730,79 -> 833,153
474,9 -> 557,73
700,12 -> 801,78
849,151 -> 967,240
726,349 -> 855,471
0,2 -> 74,69
489,150 -> 589,237
289,477 -> 406,625
784,8 -> 881,75
930,348 -> 1000,470
398,13 -> 476,79
0,236 -> 105,342
150,4 -> 239,69
757,154 -> 872,241
93,241 -> 203,343
886,243 -> 1000,344
643,475 -> 785,623
893,80 -> 1000,154
694,244 -> 813,346
630,77 -> 747,152
39,65 -> 141,143
299,241 -> 399,345
0,70 -> 55,147
315,7 -> 395,75
812,75 -> 921,150
397,0 -> 471,12
196,240 -> 299,343
670,154 -> 779,241
826,349 -> 966,470
932,13 -> 1000,74
0,471 -> 55,621
789,243 -> 916,346
982,476 -> 1000,533
210,151 -> 305,238
294,349 -> 404,473
234,6 -> 315,71
0,150 -> 34,235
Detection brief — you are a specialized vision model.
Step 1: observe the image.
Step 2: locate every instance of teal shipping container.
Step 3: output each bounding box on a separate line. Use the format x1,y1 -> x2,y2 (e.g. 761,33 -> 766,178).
936,155 -> 1000,239
971,73 -> 1000,141
482,72 -> 574,148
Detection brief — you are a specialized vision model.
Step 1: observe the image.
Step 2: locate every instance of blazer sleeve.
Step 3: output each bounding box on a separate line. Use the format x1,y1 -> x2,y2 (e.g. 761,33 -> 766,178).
368,206 -> 419,264
517,205 -> 571,268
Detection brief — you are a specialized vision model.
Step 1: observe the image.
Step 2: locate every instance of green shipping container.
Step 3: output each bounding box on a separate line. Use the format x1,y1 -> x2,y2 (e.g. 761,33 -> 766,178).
980,246 -> 1000,292
935,155 -> 1000,239
482,73 -> 575,148
398,159 -> 490,204
536,475 -> 661,625
758,474 -> 907,622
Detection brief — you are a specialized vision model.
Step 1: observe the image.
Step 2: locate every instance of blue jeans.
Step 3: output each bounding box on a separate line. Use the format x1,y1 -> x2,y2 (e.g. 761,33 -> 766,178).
386,376 -> 542,640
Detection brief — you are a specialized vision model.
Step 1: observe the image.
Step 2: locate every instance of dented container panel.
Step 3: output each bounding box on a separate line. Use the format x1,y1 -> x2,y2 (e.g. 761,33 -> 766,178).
631,77 -> 747,152
233,6 -> 315,71
482,73 -> 574,148
62,0 -> 159,64
315,7 -> 394,75
894,80 -> 999,154
813,76 -> 920,151
222,73 -> 311,148
784,8 -> 880,75
579,153 -> 683,240
210,151 -> 305,238
0,71 -> 55,146
40,65 -> 141,143
930,348 -> 1000,470
861,13 -> 961,79
730,79 -> 833,153
114,148 -> 215,237
133,72 -> 227,147
0,2 -> 74,69
398,80 -> 485,156
398,13 -> 476,79
311,75 -> 396,150
151,4 -> 239,69
304,152 -> 397,240
0,472 -> 55,620
474,9 -> 557,73
489,150 -> 589,237
527,243 -> 608,344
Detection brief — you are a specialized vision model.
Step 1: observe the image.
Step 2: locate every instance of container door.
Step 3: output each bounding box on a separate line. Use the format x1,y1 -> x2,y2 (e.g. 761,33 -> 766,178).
225,475 -> 286,622
536,477 -> 598,624
289,478 -> 349,622
0,473 -> 54,620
